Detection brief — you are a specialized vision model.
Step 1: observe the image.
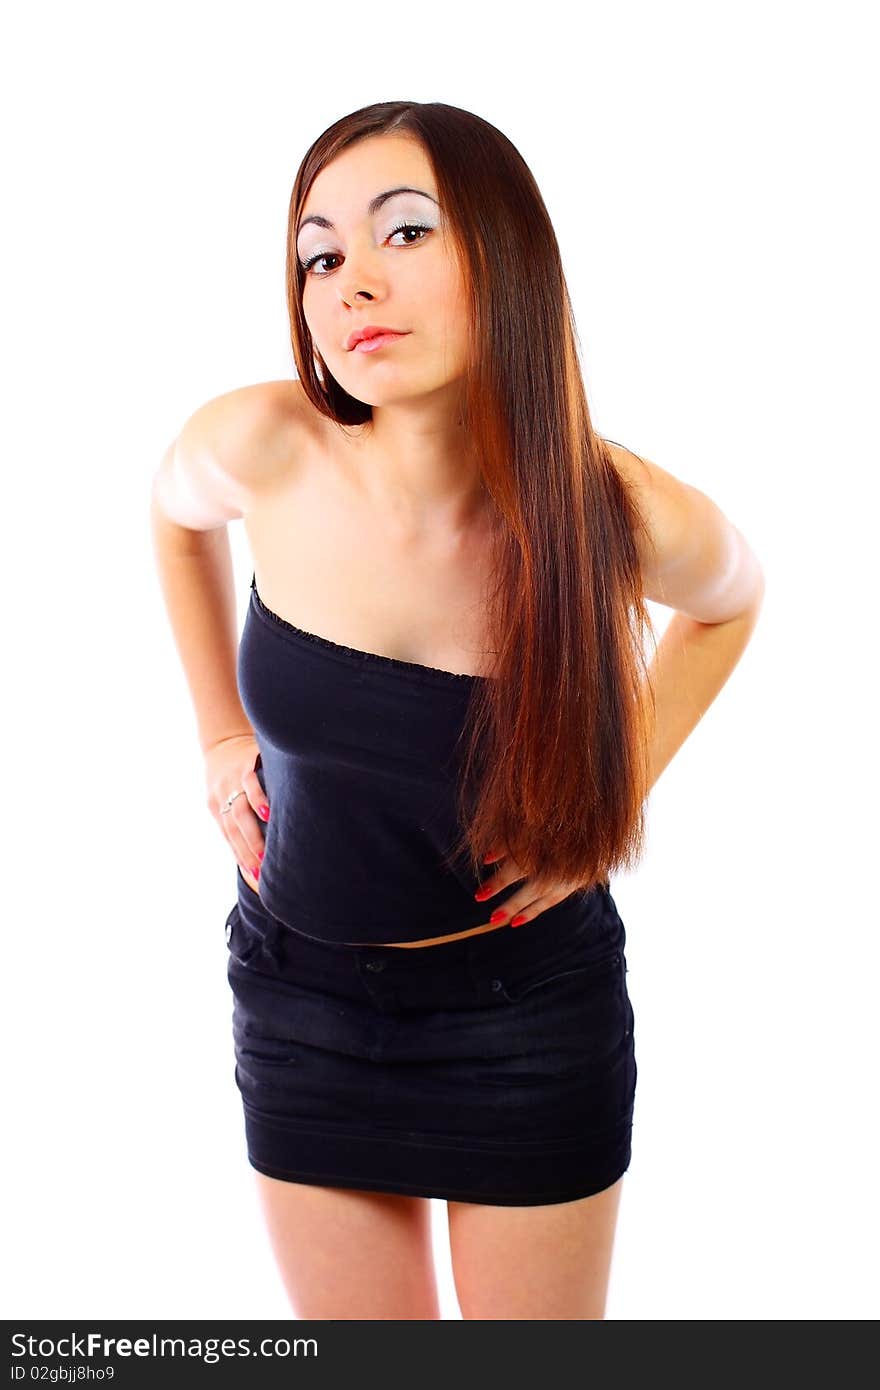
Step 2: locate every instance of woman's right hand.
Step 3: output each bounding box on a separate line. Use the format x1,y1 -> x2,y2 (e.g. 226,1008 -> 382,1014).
205,734 -> 270,895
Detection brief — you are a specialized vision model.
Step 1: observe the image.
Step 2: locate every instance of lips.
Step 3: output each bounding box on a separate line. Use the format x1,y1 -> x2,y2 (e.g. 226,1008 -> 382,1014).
351,332 -> 409,354
345,325 -> 409,351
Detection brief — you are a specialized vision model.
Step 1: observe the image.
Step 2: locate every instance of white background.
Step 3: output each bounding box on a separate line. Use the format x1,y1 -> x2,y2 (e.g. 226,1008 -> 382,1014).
3,0 -> 877,1321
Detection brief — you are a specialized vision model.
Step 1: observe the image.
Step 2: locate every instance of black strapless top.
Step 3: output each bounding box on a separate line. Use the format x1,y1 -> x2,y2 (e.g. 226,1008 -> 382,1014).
239,574 -> 573,945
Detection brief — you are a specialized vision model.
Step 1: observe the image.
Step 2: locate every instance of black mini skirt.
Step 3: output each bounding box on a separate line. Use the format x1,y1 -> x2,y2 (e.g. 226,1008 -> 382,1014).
224,870 -> 638,1207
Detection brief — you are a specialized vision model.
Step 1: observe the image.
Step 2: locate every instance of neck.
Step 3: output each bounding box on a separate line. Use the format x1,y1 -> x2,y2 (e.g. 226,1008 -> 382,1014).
343,393 -> 488,537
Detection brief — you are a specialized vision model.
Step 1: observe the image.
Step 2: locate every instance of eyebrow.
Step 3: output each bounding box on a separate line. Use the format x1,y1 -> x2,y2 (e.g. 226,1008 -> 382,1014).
296,186 -> 438,238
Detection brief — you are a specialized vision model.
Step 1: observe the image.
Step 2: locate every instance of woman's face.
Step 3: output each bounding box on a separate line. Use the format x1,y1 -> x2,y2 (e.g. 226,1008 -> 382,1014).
296,134 -> 471,407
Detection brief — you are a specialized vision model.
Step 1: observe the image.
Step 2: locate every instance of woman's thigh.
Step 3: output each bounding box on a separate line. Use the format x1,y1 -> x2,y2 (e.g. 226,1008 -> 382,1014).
447,1175 -> 624,1320
253,1172 -> 441,1320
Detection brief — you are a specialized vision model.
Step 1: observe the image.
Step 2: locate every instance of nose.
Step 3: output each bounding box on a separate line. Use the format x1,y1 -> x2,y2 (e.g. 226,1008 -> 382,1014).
338,279 -> 378,307
334,237 -> 386,307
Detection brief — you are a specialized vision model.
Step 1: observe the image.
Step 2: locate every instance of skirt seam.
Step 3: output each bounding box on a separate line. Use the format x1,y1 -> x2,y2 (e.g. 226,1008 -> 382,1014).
244,1153 -> 632,1205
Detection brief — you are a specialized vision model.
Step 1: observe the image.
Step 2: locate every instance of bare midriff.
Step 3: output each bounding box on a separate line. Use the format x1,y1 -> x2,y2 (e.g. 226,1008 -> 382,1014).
345,919 -> 512,948
240,867 -> 509,949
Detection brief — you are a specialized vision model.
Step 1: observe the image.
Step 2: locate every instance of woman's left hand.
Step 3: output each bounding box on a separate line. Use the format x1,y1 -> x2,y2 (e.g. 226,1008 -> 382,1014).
474,846 -> 591,928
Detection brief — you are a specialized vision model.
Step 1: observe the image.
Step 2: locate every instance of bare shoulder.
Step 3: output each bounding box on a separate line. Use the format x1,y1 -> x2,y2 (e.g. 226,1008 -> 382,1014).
603,439 -> 694,560
153,378 -> 315,530
602,438 -> 765,620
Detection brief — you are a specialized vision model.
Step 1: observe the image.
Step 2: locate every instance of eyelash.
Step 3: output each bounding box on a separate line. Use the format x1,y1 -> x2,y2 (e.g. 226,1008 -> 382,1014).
299,221 -> 433,277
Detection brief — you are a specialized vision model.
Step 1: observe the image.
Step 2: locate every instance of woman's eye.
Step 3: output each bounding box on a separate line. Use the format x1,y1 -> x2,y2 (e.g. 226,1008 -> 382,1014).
300,252 -> 341,276
387,222 -> 431,247
300,222 -> 431,278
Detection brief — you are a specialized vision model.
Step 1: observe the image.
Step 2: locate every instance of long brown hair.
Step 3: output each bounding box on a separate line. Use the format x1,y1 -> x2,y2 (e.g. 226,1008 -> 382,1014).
285,101 -> 657,893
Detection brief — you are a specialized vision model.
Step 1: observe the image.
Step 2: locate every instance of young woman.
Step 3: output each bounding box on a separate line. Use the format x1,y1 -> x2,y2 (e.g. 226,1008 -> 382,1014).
151,101 -> 764,1320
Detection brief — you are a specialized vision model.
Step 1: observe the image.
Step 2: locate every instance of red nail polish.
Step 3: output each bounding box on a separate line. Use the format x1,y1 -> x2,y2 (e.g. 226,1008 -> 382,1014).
257,849 -> 265,860
259,804 -> 270,820
489,909 -> 509,924
509,913 -> 527,927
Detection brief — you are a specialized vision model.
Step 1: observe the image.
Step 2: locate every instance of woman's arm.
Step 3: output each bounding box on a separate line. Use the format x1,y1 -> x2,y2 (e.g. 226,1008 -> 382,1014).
150,491 -> 253,755
605,442 -> 766,793
149,384 -> 284,754
642,597 -> 764,793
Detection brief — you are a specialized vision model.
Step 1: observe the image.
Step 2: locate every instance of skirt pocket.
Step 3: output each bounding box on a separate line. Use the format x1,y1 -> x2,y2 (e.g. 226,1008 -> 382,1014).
496,944 -> 623,1005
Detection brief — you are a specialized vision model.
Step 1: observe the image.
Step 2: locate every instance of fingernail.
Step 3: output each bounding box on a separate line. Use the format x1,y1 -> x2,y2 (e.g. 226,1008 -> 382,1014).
489,909 -> 509,924
259,804 -> 270,820
253,865 -> 260,880
257,849 -> 264,860
474,888 -> 491,901
509,913 -> 527,927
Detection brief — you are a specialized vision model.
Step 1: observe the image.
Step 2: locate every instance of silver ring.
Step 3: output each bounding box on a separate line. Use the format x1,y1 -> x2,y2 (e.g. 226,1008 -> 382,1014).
220,788 -> 246,815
